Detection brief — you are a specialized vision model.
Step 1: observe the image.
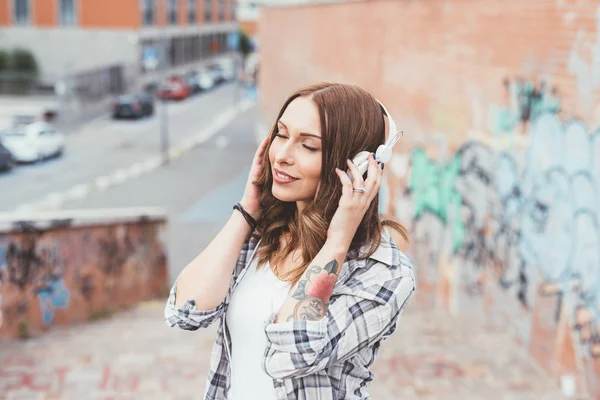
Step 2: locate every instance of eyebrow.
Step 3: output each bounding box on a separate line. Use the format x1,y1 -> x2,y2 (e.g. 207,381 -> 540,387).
278,120 -> 322,140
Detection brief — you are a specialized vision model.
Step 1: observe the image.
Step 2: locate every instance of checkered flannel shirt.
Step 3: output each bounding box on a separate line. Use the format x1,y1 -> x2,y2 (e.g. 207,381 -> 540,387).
165,228 -> 416,400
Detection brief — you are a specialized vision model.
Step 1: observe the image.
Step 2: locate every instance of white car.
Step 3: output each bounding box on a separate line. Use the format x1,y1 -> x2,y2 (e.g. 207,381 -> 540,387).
217,59 -> 236,81
197,70 -> 215,91
0,122 -> 65,163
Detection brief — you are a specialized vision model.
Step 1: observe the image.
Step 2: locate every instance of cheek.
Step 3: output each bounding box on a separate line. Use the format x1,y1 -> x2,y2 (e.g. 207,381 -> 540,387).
304,158 -> 322,183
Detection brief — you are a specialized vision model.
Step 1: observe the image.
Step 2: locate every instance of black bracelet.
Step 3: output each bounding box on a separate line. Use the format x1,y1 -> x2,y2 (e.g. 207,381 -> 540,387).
233,202 -> 258,231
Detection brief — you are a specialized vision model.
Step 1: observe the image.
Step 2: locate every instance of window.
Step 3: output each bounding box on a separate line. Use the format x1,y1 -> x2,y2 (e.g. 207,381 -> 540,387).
218,0 -> 225,21
168,0 -> 177,25
204,0 -> 212,22
59,0 -> 76,25
141,0 -> 154,26
13,0 -> 30,25
188,0 -> 196,24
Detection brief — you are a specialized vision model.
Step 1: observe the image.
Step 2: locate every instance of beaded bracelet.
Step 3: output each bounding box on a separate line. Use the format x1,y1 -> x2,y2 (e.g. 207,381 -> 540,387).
233,202 -> 258,231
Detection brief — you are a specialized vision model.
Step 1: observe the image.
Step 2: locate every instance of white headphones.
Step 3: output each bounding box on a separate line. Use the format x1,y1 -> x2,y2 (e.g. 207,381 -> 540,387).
375,99 -> 403,164
346,99 -> 403,182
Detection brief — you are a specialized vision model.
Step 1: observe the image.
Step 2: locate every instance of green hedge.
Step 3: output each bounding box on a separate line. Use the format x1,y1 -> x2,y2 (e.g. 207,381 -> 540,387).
0,48 -> 39,94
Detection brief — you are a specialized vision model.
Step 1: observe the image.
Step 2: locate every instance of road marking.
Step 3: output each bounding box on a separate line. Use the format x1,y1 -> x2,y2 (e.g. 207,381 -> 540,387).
15,99 -> 256,212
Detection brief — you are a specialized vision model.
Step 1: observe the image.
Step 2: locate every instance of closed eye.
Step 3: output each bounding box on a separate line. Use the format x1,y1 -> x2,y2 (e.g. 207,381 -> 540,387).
276,133 -> 318,152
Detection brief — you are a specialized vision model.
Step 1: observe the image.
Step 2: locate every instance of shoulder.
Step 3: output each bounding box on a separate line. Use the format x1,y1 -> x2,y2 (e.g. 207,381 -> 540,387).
337,228 -> 415,303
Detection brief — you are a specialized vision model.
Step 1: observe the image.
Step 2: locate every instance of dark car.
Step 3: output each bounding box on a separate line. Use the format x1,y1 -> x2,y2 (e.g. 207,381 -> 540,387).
0,142 -> 14,172
112,94 -> 154,119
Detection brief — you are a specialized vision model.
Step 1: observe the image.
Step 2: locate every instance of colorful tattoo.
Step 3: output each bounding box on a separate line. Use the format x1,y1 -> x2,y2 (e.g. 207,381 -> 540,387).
291,260 -> 338,320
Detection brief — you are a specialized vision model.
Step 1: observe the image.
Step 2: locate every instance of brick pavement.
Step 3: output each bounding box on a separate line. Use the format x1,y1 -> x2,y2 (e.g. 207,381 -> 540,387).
0,299 -> 568,400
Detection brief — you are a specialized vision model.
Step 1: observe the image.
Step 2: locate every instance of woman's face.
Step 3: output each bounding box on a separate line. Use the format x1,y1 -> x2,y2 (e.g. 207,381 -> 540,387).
269,96 -> 323,209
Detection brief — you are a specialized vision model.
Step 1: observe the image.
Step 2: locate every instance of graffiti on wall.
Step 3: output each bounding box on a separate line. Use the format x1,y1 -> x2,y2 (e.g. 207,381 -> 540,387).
389,112 -> 600,360
489,77 -> 561,135
0,221 -> 167,339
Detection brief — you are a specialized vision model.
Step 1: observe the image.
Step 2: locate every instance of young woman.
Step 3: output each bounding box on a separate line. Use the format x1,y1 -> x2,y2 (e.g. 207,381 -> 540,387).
165,82 -> 416,400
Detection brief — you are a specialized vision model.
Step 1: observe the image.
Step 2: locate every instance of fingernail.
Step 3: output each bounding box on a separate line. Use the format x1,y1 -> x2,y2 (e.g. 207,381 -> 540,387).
381,163 -> 385,170
348,158 -> 354,164
371,153 -> 376,160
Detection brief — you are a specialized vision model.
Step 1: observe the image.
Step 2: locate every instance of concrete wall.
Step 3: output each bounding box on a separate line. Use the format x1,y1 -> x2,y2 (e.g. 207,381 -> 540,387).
0,208 -> 168,340
258,0 -> 600,397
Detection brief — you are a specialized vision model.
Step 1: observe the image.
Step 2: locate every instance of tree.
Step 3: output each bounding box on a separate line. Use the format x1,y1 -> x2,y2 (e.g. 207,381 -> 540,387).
0,48 -> 39,94
238,30 -> 252,61
0,51 -> 9,71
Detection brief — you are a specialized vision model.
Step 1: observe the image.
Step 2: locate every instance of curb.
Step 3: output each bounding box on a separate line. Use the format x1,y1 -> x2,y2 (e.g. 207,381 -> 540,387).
15,100 -> 256,212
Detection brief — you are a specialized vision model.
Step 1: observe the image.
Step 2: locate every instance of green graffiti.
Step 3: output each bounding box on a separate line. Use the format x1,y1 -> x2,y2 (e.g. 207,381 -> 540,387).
409,149 -> 465,252
489,78 -> 561,135
488,104 -> 518,134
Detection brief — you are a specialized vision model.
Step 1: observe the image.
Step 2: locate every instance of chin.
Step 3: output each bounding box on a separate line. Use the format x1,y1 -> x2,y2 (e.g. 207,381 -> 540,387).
271,187 -> 299,202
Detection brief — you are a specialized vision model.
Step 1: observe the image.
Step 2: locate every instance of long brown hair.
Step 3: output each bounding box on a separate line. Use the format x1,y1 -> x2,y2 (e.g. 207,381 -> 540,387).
253,83 -> 408,285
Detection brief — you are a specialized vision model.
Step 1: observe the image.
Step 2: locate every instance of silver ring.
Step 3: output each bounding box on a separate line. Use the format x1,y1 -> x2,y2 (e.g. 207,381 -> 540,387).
353,187 -> 367,193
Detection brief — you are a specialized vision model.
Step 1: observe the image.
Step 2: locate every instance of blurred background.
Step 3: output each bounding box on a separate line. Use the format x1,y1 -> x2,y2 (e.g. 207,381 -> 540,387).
0,0 -> 599,399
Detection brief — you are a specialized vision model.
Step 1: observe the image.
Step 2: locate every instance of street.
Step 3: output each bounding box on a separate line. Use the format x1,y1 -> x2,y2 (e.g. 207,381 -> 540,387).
0,83 -> 246,213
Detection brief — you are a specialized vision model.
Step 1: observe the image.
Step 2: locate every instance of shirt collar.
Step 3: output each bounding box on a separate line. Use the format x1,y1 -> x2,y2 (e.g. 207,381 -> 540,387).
352,227 -> 396,267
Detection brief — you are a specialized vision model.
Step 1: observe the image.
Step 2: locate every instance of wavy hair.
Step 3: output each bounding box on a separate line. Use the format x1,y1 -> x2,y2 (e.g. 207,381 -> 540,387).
253,83 -> 408,285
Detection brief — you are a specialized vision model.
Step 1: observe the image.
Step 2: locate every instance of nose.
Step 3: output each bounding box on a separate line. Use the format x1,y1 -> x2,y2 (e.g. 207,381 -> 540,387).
274,141 -> 294,166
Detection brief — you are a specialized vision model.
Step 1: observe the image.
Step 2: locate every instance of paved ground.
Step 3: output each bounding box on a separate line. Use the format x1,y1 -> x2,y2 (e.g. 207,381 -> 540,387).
0,105 -> 568,399
0,300 -> 567,399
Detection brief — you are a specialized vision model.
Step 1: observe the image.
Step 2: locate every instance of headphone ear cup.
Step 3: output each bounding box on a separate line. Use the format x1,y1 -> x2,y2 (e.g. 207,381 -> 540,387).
376,145 -> 392,164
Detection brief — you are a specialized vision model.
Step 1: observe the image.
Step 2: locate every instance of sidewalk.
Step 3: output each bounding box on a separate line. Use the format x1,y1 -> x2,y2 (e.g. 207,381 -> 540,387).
0,300 -> 567,399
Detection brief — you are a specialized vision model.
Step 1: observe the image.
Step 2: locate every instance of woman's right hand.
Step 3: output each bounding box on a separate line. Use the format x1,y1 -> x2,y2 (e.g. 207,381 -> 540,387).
239,135 -> 270,221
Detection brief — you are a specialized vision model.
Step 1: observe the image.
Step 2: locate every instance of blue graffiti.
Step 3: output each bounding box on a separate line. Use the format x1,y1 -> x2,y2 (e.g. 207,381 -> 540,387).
37,277 -> 70,325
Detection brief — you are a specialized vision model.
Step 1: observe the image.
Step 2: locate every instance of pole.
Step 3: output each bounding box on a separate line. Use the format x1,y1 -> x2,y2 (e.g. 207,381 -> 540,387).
159,32 -> 170,165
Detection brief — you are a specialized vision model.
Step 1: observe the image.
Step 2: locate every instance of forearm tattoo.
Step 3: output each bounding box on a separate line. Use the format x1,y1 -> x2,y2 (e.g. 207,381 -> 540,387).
290,260 -> 338,321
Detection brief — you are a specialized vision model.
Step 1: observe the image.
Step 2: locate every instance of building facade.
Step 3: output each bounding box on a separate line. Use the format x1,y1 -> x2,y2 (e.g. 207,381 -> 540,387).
0,0 -> 239,99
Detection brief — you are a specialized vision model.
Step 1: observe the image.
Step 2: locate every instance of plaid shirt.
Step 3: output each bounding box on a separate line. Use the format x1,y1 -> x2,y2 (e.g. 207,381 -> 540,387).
165,228 -> 415,399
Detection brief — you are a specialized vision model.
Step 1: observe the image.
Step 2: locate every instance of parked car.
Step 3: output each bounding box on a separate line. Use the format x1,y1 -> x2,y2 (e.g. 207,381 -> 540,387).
112,94 -> 154,119
207,64 -> 226,85
184,69 -> 216,93
157,77 -> 192,101
216,58 -> 237,81
0,122 -> 65,163
0,142 -> 14,172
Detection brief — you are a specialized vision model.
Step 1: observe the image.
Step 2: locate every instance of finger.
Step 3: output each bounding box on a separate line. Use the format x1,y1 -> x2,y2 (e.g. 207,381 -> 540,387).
335,168 -> 353,199
364,153 -> 380,194
369,164 -> 384,203
254,136 -> 270,162
346,158 -> 365,189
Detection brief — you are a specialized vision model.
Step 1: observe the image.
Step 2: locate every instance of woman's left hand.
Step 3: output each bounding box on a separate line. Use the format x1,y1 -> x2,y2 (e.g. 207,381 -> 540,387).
328,153 -> 384,247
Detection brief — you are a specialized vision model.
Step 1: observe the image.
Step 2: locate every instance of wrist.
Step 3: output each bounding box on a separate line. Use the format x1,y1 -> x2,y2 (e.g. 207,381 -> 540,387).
324,237 -> 351,260
239,199 -> 261,221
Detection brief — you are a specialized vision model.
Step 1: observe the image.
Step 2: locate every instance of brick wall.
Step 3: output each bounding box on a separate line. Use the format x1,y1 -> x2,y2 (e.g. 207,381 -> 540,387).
33,0 -> 57,26
258,0 -> 600,397
79,0 -> 141,28
0,0 -> 9,25
0,209 -> 168,340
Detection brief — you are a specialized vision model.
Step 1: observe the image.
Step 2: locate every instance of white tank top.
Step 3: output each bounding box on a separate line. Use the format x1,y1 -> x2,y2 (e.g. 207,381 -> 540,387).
226,257 -> 291,400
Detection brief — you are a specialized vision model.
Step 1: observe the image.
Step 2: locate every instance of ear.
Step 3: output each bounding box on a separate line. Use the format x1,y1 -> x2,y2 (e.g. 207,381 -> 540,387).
383,114 -> 391,141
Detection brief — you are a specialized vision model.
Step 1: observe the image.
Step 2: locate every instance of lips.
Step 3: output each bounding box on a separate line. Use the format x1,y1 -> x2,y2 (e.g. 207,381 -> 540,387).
274,168 -> 297,179
273,168 -> 299,183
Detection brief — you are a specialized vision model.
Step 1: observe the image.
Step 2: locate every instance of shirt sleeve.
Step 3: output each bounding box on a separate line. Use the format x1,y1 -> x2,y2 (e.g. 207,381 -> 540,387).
164,233 -> 260,331
164,282 -> 225,330
262,266 -> 415,379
